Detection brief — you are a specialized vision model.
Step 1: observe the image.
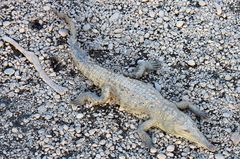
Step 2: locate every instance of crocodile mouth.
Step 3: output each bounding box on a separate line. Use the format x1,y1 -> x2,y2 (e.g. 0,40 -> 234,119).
186,135 -> 217,152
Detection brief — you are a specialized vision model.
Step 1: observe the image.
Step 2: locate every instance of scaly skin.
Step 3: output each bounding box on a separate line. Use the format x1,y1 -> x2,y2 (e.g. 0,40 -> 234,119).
54,9 -> 216,152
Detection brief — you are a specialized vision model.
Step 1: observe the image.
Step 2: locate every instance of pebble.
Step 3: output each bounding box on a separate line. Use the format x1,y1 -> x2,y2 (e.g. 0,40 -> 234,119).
176,21 -> 185,28
215,154 -> 224,159
109,12 -> 120,22
139,36 -> 144,43
83,24 -> 91,31
154,82 -> 161,92
215,3 -> 222,16
12,127 -> 18,133
58,28 -> 68,37
157,153 -> 166,159
150,147 -> 157,153
224,75 -> 232,81
38,106 -> 47,114
166,145 -> 175,152
230,132 -> 240,145
236,87 -> 240,93
19,28 -> 25,33
198,0 -> 207,6
4,68 -> 15,76
0,41 -> 3,47
76,113 -> 84,119
187,60 -> 196,66
43,5 -> 51,11
119,155 -> 126,159
3,21 -> 11,27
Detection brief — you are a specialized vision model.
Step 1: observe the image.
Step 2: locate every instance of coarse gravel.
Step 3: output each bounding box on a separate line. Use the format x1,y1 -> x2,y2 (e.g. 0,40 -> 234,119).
0,0 -> 239,159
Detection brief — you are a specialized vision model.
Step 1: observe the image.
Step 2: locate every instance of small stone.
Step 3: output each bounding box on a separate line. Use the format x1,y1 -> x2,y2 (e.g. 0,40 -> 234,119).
119,155 -> 126,159
230,132 -> 240,145
113,29 -> 123,34
38,106 -> 47,114
141,0 -> 149,2
215,154 -> 224,159
199,0 -> 207,6
187,60 -> 196,66
12,127 -> 18,133
58,28 -> 68,37
3,21 -> 11,27
236,87 -> 240,93
150,147 -> 157,153
54,94 -> 61,99
157,153 -> 166,159
83,24 -> 91,31
76,113 -> 84,119
109,12 -> 120,22
154,82 -> 161,92
224,75 -> 232,81
19,28 -> 25,33
215,4 -> 222,16
0,41 -> 3,47
4,68 -> 15,76
139,36 -> 144,43
108,43 -> 113,50
158,10 -> 165,17
92,29 -> 99,34
176,21 -> 185,28
149,11 -> 155,18
43,5 -> 51,11
166,145 -> 175,152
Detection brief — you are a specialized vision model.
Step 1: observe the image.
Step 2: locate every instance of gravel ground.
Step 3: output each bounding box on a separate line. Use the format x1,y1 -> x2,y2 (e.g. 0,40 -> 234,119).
0,0 -> 239,159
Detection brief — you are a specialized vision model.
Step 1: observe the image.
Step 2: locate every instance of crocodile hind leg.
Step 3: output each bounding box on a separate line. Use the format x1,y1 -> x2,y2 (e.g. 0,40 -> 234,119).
71,85 -> 112,106
137,119 -> 155,148
175,101 -> 208,118
130,60 -> 162,78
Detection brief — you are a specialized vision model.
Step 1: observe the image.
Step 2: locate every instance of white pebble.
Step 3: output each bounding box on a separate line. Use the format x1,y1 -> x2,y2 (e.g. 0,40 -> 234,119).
76,113 -> 84,119
43,5 -> 51,11
3,21 -> 11,27
236,87 -> 240,93
12,127 -> 18,133
83,24 -> 91,31
109,12 -> 120,22
199,0 -> 207,6
215,154 -> 224,159
231,132 -> 240,145
139,36 -> 144,43
176,21 -> 185,28
187,60 -> 196,66
119,156 -> 126,159
215,3 -> 222,16
58,28 -> 68,37
19,28 -> 25,33
157,153 -> 166,159
166,145 -> 175,152
150,147 -> 157,153
224,75 -> 232,81
4,68 -> 15,76
0,41 -> 3,47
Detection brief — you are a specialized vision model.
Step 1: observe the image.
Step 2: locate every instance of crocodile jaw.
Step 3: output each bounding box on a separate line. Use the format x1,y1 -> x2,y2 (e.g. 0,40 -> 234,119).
163,114 -> 216,151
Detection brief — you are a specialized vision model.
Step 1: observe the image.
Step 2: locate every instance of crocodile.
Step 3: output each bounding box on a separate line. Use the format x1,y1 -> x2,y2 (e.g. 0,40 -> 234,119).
53,9 -> 216,152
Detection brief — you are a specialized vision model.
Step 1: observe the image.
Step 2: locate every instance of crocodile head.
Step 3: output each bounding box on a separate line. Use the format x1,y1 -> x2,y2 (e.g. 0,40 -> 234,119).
161,112 -> 216,152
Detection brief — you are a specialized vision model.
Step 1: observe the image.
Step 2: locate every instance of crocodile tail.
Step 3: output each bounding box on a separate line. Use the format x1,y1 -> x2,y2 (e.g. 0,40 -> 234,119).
52,8 -> 89,63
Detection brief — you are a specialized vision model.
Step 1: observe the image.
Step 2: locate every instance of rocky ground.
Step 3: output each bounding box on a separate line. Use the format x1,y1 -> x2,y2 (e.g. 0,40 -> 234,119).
0,0 -> 239,159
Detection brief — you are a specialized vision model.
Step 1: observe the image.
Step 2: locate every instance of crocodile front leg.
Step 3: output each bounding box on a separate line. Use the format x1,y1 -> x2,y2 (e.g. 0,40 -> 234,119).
137,119 -> 156,148
130,60 -> 162,78
71,85 -> 112,106
175,101 -> 208,118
